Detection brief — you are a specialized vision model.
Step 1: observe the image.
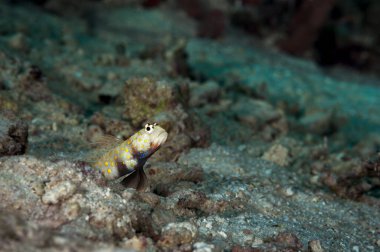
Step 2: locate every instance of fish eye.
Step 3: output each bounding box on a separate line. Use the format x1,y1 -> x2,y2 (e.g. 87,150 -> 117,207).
145,123 -> 154,133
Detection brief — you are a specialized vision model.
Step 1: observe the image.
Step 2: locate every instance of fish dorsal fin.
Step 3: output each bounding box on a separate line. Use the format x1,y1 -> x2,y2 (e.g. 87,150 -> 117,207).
90,134 -> 125,149
84,134 -> 126,164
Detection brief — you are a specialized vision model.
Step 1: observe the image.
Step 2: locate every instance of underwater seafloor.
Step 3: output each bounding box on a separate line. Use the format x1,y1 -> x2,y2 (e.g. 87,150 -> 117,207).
0,2 -> 380,252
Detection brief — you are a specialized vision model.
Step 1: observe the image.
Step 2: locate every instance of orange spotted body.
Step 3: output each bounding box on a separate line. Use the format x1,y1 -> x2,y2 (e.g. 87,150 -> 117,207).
94,123 -> 168,190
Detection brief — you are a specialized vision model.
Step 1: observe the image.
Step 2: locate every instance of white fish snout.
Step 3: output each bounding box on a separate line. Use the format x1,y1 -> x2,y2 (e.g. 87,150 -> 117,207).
156,131 -> 168,146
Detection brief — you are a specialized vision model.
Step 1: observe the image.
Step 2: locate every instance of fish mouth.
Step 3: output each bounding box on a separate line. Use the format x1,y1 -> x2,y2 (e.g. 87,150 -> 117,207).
156,131 -> 168,145
151,131 -> 168,150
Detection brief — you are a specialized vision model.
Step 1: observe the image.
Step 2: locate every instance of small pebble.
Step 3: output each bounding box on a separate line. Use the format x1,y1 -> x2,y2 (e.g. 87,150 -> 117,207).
193,242 -> 215,252
52,122 -> 58,131
252,237 -> 264,247
8,33 -> 28,51
123,236 -> 145,251
262,144 -> 290,167
42,181 -> 77,205
158,222 -> 198,247
367,246 -> 374,251
283,187 -> 295,197
63,202 -> 81,221
310,175 -> 320,184
31,182 -> 45,196
238,145 -> 246,151
218,231 -> 227,238
308,240 -> 324,252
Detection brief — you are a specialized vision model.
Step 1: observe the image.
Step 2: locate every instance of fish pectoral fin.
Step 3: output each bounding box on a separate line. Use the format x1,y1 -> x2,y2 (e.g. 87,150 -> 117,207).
107,160 -> 135,185
137,168 -> 148,191
121,169 -> 140,189
121,168 -> 148,191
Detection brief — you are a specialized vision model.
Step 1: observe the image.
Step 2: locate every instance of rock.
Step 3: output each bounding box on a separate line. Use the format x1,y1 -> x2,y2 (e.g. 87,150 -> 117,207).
0,93 -> 18,114
281,187 -> 295,197
262,144 -> 290,167
0,210 -> 50,248
185,38 -> 380,144
251,237 -> 264,247
166,38 -> 191,77
157,222 -> 198,248
232,98 -> 282,127
88,205 -> 134,239
231,245 -> 258,252
132,191 -> 161,207
97,81 -> 123,103
123,236 -> 155,251
231,97 -> 288,139
147,162 -> 204,193
17,65 -> 52,102
322,155 -> 380,200
353,133 -> 380,158
271,232 -> 303,251
123,236 -> 145,251
189,80 -> 221,107
0,118 -> 28,156
42,181 -> 77,205
8,33 -> 29,52
193,242 -> 215,252
0,156 -> 49,218
175,190 -> 230,215
299,111 -> 337,135
122,77 -> 185,127
308,240 -> 324,252
88,112 -> 134,138
63,202 -> 81,221
0,152 -> 136,248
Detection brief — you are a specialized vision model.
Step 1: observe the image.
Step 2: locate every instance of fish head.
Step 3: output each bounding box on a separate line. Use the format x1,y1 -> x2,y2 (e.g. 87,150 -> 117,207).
131,123 -> 168,158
